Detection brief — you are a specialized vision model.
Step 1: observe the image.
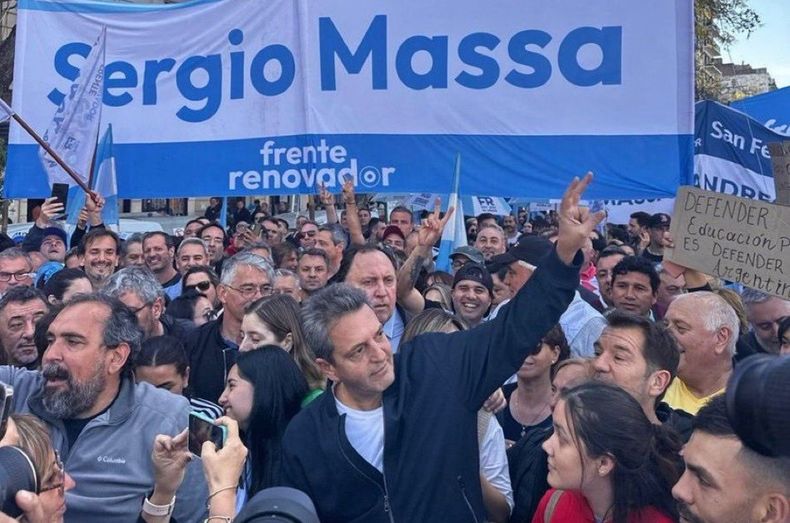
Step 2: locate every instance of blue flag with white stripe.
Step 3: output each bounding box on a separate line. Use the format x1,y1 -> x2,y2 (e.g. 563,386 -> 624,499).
66,124 -> 119,227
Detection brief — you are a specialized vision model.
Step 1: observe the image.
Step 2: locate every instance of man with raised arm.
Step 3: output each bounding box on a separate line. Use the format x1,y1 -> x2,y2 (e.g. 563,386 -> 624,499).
282,174 -> 603,523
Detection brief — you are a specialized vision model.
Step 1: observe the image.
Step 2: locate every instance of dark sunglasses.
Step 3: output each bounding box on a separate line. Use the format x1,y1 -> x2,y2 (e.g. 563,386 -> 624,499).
185,280 -> 212,292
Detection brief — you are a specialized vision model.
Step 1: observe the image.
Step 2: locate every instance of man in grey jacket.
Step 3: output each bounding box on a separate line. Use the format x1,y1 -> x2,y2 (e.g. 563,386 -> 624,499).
0,293 -> 207,522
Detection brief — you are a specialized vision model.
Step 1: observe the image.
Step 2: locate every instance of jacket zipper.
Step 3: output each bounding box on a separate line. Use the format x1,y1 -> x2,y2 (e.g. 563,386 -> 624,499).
457,476 -> 481,523
336,419 -> 395,523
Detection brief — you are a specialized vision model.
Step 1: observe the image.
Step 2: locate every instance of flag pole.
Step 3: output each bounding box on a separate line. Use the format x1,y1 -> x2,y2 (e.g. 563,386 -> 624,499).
9,112 -> 93,196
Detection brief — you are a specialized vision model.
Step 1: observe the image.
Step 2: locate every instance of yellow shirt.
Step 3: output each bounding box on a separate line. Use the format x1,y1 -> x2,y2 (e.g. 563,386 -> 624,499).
663,378 -> 724,415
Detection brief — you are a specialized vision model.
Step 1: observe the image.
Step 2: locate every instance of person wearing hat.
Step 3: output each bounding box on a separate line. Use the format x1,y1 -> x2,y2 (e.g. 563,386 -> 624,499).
641,213 -> 671,263
451,263 -> 494,327
450,245 -> 485,275
381,225 -> 406,253
21,197 -> 68,264
489,236 -> 605,358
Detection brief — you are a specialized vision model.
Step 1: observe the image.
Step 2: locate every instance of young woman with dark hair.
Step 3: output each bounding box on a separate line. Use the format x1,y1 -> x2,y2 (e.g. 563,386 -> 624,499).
218,347 -> 308,511
41,268 -> 93,305
165,288 -> 215,326
534,381 -> 683,523
240,294 -> 325,400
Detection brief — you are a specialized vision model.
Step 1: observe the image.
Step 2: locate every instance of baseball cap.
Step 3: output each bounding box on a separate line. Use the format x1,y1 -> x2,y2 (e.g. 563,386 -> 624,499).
41,227 -> 68,246
452,262 -> 493,294
450,246 -> 484,265
647,213 -> 671,229
235,487 -> 319,523
490,236 -> 554,269
381,225 -> 406,242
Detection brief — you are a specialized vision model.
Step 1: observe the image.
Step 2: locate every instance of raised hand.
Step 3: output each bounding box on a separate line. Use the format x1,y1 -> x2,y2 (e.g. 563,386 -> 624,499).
35,197 -> 65,227
151,429 -> 192,497
417,198 -> 454,249
318,182 -> 335,207
341,178 -> 356,206
201,417 -> 248,492
556,173 -> 605,265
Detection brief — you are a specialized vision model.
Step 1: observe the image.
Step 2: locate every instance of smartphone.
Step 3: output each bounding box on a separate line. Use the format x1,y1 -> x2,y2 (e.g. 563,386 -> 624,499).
188,412 -> 226,457
0,384 -> 12,441
251,222 -> 263,237
50,183 -> 69,209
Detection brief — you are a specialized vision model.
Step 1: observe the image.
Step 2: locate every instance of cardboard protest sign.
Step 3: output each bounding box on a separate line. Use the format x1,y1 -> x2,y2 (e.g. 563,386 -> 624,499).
666,186 -> 790,299
768,141 -> 790,206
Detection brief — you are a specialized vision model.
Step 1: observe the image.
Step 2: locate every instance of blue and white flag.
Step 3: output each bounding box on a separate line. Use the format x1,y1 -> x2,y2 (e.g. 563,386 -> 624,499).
219,197 -> 228,229
66,124 -> 119,226
38,26 -> 105,188
7,0 -> 693,199
436,156 -> 467,273
731,86 -> 790,137
694,100 -> 785,202
0,97 -> 13,123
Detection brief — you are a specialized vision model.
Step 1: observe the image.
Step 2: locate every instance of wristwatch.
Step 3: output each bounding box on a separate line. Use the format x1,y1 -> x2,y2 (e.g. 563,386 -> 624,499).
143,495 -> 176,517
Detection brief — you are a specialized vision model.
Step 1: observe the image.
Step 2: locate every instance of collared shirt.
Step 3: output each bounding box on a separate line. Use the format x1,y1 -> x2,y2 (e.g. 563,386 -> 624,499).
383,308 -> 405,353
663,377 -> 725,416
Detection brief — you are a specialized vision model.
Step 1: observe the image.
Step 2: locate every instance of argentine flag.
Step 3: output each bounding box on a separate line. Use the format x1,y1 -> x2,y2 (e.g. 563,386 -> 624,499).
67,125 -> 119,227
435,155 -> 467,273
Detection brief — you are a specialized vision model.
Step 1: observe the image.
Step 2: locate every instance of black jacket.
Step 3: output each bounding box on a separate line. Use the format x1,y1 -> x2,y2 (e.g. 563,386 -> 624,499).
281,248 -> 581,523
183,315 -> 237,404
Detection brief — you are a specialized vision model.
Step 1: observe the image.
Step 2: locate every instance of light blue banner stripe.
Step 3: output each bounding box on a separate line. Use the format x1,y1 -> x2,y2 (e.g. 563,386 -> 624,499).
6,133 -> 692,199
19,0 -> 220,13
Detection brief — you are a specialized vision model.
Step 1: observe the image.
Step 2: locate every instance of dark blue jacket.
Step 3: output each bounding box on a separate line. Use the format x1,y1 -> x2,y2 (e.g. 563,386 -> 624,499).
282,248 -> 581,523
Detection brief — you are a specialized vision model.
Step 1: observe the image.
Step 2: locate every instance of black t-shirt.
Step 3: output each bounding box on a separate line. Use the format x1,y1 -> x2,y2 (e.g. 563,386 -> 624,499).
640,248 -> 663,264
499,383 -> 552,442
62,387 -> 120,450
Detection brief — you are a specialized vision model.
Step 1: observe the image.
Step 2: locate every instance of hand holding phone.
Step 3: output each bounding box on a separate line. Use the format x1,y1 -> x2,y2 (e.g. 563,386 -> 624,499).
200,417 -> 247,494
188,412 -> 226,457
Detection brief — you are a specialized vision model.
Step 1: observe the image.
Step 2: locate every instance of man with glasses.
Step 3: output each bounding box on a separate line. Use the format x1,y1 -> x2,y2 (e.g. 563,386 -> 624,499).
182,266 -> 220,309
102,267 -> 194,340
0,248 -> 35,297
298,220 -> 320,250
185,252 -> 275,402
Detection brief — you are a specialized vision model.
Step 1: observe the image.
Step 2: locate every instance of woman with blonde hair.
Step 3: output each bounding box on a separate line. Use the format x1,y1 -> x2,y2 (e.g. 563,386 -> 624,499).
240,294 -> 325,402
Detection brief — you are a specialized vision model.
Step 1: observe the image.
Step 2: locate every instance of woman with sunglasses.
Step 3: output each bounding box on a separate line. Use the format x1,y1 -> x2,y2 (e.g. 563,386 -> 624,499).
9,414 -> 75,522
182,266 -> 220,309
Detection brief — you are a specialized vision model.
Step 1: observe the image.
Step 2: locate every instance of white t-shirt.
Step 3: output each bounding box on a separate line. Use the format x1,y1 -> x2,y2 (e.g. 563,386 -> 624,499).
335,398 -> 385,473
480,415 -> 515,511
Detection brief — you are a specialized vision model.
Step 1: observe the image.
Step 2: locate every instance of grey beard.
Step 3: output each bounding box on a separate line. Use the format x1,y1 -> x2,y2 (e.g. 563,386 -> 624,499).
42,364 -> 107,419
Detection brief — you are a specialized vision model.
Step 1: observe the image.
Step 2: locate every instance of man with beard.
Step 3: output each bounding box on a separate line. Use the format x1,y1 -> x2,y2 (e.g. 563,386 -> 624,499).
740,288 -> 790,356
143,232 -> 181,299
672,395 -> 789,523
0,286 -> 49,368
0,293 -> 207,522
102,267 -> 193,340
78,229 -> 120,290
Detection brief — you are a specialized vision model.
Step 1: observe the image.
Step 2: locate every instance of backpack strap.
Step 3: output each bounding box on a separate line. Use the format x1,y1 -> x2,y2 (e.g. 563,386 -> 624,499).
543,489 -> 565,523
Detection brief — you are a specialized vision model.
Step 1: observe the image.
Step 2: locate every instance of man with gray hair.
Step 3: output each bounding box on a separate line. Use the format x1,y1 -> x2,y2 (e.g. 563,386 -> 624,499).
663,291 -> 739,415
184,252 -> 275,402
282,174 -> 602,522
740,288 -> 790,356
175,237 -> 209,275
0,293 -> 207,521
102,266 -> 193,340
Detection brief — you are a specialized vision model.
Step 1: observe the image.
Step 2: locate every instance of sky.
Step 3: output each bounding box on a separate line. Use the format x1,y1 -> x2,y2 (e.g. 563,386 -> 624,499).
725,0 -> 790,88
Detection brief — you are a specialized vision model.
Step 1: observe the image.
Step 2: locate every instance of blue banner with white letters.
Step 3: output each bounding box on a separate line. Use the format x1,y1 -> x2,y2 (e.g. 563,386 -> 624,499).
694,100 -> 785,202
7,0 -> 694,199
731,87 -> 790,138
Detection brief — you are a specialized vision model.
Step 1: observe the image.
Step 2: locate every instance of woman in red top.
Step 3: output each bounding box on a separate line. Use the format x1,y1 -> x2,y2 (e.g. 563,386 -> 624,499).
533,382 -> 683,523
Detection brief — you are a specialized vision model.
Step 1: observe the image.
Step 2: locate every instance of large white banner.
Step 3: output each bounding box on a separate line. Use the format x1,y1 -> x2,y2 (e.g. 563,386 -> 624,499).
7,0 -> 693,198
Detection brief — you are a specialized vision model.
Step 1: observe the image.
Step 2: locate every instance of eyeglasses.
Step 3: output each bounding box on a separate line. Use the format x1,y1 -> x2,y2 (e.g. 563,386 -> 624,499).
39,450 -> 65,496
185,280 -> 212,293
225,283 -> 273,299
0,271 -> 36,282
128,302 -> 152,314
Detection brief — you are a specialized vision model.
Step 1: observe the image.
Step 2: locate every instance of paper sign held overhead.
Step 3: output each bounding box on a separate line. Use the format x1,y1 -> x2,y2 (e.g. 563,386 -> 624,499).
768,141 -> 790,206
666,186 -> 790,300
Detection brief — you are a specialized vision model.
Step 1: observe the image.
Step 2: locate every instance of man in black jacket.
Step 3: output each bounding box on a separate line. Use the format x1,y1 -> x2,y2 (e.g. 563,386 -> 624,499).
282,174 -> 603,522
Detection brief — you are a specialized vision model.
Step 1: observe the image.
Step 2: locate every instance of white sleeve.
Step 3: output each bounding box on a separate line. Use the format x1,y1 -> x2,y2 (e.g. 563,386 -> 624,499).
479,415 -> 514,511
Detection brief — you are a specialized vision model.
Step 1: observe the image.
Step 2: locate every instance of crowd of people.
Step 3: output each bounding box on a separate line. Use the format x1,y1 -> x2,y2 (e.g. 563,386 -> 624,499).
0,174 -> 787,523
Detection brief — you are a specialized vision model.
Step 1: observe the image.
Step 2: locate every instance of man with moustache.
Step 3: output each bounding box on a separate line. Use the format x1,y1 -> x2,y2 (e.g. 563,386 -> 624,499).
0,293 -> 207,522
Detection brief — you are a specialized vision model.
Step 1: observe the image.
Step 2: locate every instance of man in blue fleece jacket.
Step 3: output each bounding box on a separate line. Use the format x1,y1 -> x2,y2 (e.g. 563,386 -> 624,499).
282,174 -> 604,522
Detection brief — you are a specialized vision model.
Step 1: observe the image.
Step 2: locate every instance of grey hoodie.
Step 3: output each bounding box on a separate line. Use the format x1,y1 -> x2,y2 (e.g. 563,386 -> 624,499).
0,366 -> 208,522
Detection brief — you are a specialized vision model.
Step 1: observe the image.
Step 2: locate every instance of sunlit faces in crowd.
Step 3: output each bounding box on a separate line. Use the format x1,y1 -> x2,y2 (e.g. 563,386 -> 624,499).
610,257 -> 658,317
388,207 -> 414,237
273,269 -> 302,303
298,221 -> 319,249
40,231 -> 67,263
176,239 -> 210,274
474,225 -> 507,261
450,264 -> 493,328
79,232 -> 120,288
120,238 -> 145,268
342,249 -> 397,325
0,249 -> 34,295
0,292 -> 48,367
199,224 -> 226,264
182,267 -> 220,308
